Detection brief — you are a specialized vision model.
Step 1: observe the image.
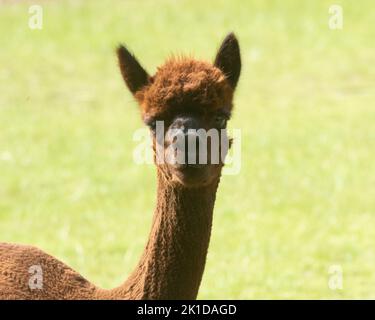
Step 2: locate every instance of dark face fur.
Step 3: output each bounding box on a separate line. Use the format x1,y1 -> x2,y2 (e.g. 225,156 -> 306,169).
117,33 -> 241,187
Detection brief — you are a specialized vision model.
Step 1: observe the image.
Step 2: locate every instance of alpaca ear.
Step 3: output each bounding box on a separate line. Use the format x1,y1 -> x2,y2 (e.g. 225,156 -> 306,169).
214,33 -> 241,89
117,45 -> 150,95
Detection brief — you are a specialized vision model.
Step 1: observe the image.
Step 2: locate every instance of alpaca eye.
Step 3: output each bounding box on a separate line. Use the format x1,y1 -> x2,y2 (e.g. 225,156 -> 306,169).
145,119 -> 157,132
214,116 -> 227,128
149,121 -> 157,131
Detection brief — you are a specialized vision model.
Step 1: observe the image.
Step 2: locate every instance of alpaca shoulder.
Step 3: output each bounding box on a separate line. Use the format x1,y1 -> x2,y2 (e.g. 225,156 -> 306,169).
0,242 -> 97,299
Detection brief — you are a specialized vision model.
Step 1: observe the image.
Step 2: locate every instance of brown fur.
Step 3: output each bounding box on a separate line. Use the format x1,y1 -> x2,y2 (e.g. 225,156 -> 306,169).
0,173 -> 218,299
0,33 -> 241,300
136,58 -> 234,119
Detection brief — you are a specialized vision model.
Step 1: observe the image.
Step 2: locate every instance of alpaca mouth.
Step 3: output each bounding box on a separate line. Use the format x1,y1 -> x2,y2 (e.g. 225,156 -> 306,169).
174,163 -> 206,171
184,163 -> 206,169
171,162 -> 214,187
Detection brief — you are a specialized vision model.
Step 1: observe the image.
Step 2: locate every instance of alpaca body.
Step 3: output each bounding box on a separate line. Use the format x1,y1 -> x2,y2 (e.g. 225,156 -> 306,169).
0,243 -> 96,299
0,33 -> 241,299
0,174 -> 218,299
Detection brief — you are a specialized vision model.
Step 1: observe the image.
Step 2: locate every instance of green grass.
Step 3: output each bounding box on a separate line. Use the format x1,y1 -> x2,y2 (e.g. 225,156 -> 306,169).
0,0 -> 374,299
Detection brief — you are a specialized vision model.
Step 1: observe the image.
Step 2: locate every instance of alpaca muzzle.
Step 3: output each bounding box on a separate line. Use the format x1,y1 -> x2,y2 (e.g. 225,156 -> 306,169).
166,116 -> 211,168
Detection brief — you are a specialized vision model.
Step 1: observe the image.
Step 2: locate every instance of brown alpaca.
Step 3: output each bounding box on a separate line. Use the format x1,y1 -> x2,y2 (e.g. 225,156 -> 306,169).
0,33 -> 241,299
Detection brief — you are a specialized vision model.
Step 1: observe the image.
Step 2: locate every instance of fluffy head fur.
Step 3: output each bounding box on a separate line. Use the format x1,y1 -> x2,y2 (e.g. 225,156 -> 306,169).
136,58 -> 234,120
117,32 -> 241,123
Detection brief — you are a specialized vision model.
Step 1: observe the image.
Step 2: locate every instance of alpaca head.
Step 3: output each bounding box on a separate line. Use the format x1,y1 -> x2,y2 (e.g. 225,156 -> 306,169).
117,33 -> 241,187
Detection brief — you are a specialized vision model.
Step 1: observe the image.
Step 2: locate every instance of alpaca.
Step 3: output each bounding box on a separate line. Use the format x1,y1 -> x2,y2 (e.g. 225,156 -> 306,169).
0,33 -> 241,300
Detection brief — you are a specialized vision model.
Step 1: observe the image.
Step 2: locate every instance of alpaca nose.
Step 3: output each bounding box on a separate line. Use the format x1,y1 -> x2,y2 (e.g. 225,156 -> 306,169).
184,132 -> 204,167
170,116 -> 205,167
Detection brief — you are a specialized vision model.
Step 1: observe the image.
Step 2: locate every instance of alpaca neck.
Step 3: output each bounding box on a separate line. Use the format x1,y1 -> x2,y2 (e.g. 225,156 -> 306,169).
114,171 -> 219,299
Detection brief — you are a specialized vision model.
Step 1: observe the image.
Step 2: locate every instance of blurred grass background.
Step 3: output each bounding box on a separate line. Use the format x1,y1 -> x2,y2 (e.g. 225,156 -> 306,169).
0,0 -> 374,298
